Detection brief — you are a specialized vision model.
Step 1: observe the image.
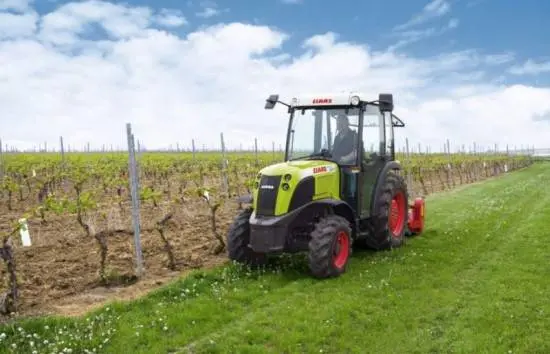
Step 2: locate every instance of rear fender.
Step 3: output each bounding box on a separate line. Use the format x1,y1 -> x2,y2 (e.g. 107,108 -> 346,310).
370,161 -> 402,216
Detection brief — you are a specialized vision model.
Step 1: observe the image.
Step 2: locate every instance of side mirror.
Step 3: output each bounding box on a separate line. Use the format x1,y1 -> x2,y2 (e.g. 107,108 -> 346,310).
378,93 -> 393,112
265,94 -> 279,109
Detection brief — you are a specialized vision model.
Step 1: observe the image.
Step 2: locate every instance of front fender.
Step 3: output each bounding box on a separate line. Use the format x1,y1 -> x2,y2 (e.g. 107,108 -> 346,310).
248,199 -> 357,253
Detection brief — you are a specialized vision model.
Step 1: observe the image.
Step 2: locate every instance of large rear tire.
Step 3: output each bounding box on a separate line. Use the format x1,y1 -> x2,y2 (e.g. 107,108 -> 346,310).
308,214 -> 352,278
368,171 -> 409,250
227,207 -> 268,267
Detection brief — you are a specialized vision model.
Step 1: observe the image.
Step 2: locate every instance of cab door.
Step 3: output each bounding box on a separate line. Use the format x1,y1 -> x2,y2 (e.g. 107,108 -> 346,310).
359,106 -> 386,218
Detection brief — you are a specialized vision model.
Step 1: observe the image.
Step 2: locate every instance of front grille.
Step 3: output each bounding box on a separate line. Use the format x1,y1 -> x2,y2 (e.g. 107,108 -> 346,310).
256,175 -> 281,216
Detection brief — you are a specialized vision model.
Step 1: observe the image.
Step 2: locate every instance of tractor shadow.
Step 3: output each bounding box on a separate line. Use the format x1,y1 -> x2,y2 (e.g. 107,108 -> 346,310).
351,228 -> 440,260
235,229 -> 440,283
263,253 -> 313,281
236,229 -> 439,282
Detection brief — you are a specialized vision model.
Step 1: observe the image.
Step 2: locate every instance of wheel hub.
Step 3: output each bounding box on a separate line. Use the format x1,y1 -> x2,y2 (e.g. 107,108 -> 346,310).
389,192 -> 406,237
333,231 -> 349,268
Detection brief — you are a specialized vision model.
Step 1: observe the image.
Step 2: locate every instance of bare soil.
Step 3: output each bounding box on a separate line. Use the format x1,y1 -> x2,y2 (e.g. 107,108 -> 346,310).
0,197 -> 240,322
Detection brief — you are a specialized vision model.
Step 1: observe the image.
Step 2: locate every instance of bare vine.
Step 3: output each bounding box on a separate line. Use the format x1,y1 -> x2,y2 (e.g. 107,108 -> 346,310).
198,188 -> 225,254
155,212 -> 176,270
0,225 -> 20,315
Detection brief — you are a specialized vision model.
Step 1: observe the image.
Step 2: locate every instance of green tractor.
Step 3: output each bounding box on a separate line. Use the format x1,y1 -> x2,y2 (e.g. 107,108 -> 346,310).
226,92 -> 425,278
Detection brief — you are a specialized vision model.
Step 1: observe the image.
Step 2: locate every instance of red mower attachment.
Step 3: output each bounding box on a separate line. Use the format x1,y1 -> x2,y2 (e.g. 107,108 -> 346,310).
407,197 -> 425,235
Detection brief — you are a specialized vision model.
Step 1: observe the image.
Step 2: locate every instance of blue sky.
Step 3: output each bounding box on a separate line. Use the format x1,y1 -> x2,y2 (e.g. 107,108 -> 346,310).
1,0 -> 549,151
225,0 -> 547,59
29,0 -> 550,80
222,0 -> 548,85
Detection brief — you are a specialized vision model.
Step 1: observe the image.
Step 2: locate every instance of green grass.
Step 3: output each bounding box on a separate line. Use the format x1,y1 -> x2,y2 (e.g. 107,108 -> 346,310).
2,162 -> 550,353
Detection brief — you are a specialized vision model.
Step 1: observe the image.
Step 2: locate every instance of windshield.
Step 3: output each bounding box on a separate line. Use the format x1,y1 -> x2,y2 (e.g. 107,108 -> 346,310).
287,106 -> 385,164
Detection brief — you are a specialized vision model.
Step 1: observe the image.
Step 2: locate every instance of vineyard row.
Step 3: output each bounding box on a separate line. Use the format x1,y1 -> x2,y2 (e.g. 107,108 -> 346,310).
0,151 -> 535,317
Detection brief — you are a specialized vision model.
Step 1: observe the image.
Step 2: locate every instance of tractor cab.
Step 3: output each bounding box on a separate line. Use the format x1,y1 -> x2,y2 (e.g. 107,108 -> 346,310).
226,92 -> 425,279
265,93 -> 404,217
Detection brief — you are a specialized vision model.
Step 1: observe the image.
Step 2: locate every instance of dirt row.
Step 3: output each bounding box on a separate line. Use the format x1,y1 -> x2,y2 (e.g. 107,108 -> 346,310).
0,198 -> 238,321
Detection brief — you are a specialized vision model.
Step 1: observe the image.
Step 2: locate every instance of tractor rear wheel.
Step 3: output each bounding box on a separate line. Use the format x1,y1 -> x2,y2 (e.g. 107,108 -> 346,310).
369,171 -> 409,250
308,214 -> 352,278
227,207 -> 268,267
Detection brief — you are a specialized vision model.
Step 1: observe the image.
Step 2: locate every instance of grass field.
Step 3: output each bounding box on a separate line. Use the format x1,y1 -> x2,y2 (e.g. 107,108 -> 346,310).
0,161 -> 549,353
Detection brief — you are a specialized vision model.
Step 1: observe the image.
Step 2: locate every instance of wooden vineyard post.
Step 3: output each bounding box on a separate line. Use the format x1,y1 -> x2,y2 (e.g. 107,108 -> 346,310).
446,139 -> 453,188
0,138 -> 3,178
405,138 -> 413,196
220,133 -> 229,195
59,136 -> 65,164
126,123 -> 144,277
254,137 -> 259,166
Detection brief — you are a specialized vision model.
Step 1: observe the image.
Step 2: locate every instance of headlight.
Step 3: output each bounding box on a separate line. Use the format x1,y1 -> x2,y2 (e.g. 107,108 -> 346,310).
284,174 -> 292,181
350,95 -> 360,105
281,183 -> 290,191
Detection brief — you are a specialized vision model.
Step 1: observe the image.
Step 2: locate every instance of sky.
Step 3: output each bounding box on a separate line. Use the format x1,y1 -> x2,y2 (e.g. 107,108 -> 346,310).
0,0 -> 549,152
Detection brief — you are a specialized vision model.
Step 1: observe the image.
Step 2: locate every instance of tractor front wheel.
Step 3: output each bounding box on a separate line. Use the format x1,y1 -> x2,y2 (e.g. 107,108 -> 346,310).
308,214 -> 352,278
227,207 -> 268,267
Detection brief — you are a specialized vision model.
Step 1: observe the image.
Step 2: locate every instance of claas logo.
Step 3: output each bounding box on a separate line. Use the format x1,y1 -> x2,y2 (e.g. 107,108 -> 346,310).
313,166 -> 328,174
312,98 -> 332,104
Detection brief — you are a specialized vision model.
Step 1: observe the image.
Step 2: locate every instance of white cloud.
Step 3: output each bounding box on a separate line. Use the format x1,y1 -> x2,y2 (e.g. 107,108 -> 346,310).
195,0 -> 226,18
447,18 -> 459,29
0,0 -> 549,153
38,0 -> 154,44
508,59 -> 550,75
196,7 -> 219,18
533,111 -> 550,122
0,11 -> 38,39
154,9 -> 188,27
388,4 -> 458,51
388,19 -> 459,52
484,52 -> 515,65
0,0 -> 33,12
394,0 -> 451,31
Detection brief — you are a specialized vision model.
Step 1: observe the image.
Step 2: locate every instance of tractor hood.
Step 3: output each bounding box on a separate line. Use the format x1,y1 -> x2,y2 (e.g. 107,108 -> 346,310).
259,160 -> 338,180
252,159 -> 341,216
